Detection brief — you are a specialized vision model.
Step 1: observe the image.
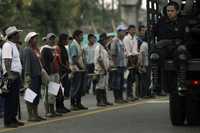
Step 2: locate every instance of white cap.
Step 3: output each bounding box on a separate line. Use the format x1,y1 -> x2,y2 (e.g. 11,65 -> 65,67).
5,26 -> 22,38
24,32 -> 38,43
116,24 -> 128,31
42,36 -> 47,41
46,33 -> 56,40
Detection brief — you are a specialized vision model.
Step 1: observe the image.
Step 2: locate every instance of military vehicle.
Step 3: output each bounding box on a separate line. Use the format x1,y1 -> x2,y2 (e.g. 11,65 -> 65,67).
147,0 -> 200,125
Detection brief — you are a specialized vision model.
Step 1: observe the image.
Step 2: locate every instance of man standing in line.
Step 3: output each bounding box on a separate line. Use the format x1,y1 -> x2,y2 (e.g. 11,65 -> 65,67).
41,33 -> 62,117
137,25 -> 151,98
23,32 -> 46,121
94,33 -> 113,106
55,33 -> 71,113
68,30 -> 88,110
110,25 -> 127,104
123,25 -> 139,101
2,26 -> 24,128
84,34 -> 97,95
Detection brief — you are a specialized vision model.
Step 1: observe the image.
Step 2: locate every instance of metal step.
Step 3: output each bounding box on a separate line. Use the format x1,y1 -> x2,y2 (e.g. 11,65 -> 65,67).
164,59 -> 200,71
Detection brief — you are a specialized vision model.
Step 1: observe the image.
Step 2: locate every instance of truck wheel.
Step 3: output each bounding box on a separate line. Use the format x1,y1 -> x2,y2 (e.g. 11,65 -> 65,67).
186,95 -> 200,125
169,92 -> 186,126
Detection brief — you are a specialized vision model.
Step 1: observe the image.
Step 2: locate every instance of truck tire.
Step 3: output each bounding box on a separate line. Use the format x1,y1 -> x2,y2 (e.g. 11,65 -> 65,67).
186,95 -> 200,125
169,92 -> 186,126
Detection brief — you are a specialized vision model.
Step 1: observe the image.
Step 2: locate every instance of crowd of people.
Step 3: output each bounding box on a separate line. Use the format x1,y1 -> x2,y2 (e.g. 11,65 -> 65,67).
0,24 -> 153,128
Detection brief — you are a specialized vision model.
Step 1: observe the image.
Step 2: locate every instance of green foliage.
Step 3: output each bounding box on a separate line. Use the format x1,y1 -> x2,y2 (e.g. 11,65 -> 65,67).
0,0 -> 121,34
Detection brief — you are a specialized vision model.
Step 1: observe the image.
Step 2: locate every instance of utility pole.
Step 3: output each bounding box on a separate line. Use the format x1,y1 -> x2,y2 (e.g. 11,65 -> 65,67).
111,0 -> 116,31
102,0 -> 105,28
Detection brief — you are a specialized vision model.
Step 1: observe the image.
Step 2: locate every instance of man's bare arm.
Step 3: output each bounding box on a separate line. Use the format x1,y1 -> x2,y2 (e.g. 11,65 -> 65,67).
72,56 -> 83,70
4,58 -> 12,78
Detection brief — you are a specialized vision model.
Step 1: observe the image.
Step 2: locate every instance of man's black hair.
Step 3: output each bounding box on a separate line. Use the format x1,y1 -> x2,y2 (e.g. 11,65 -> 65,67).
58,33 -> 68,45
59,33 -> 68,41
128,25 -> 136,30
99,33 -> 107,44
69,36 -> 73,40
167,1 -> 179,11
88,34 -> 95,40
138,25 -> 145,32
73,30 -> 83,39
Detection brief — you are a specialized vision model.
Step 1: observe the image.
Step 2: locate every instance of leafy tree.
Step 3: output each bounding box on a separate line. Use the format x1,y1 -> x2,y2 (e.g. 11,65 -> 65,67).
0,0 -> 122,34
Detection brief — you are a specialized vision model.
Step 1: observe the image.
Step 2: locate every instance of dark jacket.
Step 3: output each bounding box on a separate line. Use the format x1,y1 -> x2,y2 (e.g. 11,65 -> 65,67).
155,16 -> 188,41
23,47 -> 42,77
57,44 -> 70,74
41,46 -> 54,75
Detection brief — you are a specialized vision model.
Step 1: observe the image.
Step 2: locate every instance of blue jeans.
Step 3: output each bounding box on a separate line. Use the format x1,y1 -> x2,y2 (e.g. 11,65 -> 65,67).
70,71 -> 86,106
111,67 -> 125,90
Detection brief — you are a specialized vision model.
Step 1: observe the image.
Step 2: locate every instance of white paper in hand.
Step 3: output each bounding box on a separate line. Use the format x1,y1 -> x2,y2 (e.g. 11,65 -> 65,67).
124,70 -> 130,80
24,88 -> 37,103
60,83 -> 64,94
48,82 -> 60,96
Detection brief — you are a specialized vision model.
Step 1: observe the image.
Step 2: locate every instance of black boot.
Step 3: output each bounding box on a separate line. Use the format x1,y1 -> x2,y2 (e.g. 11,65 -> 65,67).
119,89 -> 128,103
56,95 -> 70,113
102,90 -> 113,106
77,98 -> 88,110
96,90 -> 106,107
96,90 -> 101,106
113,89 -> 123,104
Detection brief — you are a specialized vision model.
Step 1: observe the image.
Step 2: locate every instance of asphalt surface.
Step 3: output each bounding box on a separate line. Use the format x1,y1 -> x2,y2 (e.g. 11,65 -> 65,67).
0,97 -> 200,133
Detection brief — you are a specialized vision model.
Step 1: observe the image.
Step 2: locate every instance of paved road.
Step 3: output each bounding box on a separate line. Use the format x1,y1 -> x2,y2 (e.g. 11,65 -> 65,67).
0,97 -> 200,133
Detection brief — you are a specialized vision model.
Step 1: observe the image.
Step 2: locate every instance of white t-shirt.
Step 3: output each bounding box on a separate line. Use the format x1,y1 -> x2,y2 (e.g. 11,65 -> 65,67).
2,41 -> 22,74
123,33 -> 139,57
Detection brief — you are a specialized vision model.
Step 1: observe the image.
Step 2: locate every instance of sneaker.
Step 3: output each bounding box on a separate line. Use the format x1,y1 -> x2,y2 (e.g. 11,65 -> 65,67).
115,100 -> 125,104
105,102 -> 113,106
62,107 -> 71,112
15,121 -> 25,126
46,113 -> 56,118
54,112 -> 62,117
78,104 -> 88,110
71,106 -> 80,111
56,108 -> 71,113
37,116 -> 47,121
28,117 -> 41,122
127,97 -> 135,102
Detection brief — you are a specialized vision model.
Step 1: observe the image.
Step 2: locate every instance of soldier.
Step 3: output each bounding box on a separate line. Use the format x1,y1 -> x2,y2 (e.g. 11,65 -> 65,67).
150,1 -> 189,94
